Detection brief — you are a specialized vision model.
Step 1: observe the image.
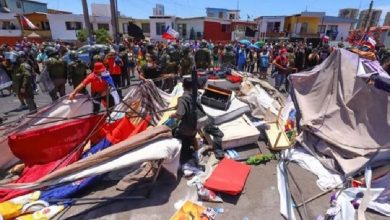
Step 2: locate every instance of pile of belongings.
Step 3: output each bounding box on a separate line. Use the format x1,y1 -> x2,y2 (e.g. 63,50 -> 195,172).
277,49 -> 390,220
0,81 -> 183,219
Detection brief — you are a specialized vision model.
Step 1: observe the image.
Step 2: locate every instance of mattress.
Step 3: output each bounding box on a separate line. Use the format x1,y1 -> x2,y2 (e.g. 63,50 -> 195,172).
201,92 -> 250,125
205,115 -> 260,150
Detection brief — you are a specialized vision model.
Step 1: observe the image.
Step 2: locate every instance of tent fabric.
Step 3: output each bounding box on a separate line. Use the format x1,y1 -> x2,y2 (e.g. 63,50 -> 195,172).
290,49 -> 390,175
204,158 -> 251,195
0,148 -> 81,202
0,95 -> 93,169
1,136 -> 181,191
8,114 -> 104,166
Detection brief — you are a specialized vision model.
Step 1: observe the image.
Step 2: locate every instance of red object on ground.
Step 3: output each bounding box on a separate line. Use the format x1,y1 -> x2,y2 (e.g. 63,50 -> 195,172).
226,75 -> 242,84
0,148 -> 81,202
204,158 -> 251,195
8,114 -> 104,166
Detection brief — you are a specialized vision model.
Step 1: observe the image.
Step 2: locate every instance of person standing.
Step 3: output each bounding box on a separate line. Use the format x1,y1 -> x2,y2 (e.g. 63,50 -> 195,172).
194,40 -> 211,70
272,49 -> 289,91
45,47 -> 67,101
104,51 -> 123,98
128,52 -> 136,78
140,54 -> 162,88
179,45 -> 194,77
13,51 -> 37,114
259,48 -> 270,79
222,44 -> 236,68
237,44 -> 247,71
118,44 -> 130,87
67,51 -> 88,94
69,62 -> 119,113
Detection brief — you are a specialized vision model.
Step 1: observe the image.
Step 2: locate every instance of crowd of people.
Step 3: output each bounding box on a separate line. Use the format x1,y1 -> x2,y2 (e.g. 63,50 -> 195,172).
1,37 -> 390,116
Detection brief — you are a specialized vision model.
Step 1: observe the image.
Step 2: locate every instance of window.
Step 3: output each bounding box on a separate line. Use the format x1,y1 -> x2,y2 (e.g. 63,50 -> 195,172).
16,1 -> 21,8
229,14 -> 235,20
65,21 -> 83,30
141,23 -> 150,33
300,23 -> 308,34
196,32 -> 202,39
317,25 -> 326,33
41,21 -> 50,30
97,23 -> 109,31
156,22 -> 165,35
218,12 -> 223,19
2,21 -> 10,29
177,24 -> 187,37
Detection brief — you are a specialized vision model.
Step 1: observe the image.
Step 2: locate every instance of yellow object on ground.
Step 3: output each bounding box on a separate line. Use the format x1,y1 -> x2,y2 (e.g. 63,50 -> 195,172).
170,200 -> 206,220
15,205 -> 64,220
158,95 -> 180,126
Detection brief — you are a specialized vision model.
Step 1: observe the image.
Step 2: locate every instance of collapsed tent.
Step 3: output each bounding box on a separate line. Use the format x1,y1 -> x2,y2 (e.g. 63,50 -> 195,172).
290,49 -> 390,176
0,95 -> 94,170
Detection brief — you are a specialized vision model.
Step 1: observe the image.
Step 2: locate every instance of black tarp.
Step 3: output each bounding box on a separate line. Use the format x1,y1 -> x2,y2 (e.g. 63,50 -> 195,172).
127,22 -> 145,40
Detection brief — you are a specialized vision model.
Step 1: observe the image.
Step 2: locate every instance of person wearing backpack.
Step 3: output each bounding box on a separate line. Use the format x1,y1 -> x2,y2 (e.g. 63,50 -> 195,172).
259,48 -> 270,79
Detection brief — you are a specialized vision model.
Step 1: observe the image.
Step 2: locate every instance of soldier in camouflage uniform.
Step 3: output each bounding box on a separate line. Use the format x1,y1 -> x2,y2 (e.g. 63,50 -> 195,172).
179,45 -> 194,77
195,40 -> 211,70
67,51 -> 88,94
159,47 -> 170,74
13,51 -> 37,113
222,44 -> 236,68
44,47 -> 67,101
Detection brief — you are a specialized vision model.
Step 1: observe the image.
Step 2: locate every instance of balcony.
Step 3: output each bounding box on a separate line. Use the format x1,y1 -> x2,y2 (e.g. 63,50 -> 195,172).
0,29 -> 22,37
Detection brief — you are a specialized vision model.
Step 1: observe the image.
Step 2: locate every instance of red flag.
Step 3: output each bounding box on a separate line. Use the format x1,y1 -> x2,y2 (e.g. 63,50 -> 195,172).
21,16 -> 38,30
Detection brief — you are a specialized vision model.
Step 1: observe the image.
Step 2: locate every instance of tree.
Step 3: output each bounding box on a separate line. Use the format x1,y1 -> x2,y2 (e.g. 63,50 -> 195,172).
189,27 -> 195,40
77,29 -> 88,43
95,28 -> 111,44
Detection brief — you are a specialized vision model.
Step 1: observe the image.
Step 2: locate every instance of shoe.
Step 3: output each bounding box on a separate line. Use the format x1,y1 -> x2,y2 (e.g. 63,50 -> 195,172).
27,109 -> 38,115
15,104 -> 28,111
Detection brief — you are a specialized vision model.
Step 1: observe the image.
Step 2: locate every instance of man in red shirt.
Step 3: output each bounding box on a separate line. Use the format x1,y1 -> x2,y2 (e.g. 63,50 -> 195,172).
272,49 -> 289,92
69,62 -> 117,113
104,52 -> 123,97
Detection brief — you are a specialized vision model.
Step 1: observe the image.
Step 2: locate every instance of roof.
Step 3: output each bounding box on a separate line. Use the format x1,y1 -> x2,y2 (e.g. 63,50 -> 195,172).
254,16 -> 285,20
176,16 -> 206,21
22,0 -> 47,5
47,9 -> 72,14
323,16 -> 357,24
149,16 -> 175,19
206,7 -> 239,12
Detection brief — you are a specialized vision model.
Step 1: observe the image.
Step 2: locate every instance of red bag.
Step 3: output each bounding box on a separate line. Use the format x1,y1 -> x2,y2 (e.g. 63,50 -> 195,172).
204,158 -> 251,195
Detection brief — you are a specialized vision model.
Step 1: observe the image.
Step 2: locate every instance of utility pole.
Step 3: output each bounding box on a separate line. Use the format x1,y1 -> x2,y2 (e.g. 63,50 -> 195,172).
110,0 -> 119,43
81,0 -> 92,44
364,0 -> 374,32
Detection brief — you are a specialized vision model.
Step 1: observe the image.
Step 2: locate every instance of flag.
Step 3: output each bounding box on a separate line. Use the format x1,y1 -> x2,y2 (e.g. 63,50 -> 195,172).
361,34 -> 376,50
101,70 -> 120,105
162,26 -> 179,40
21,16 -> 38,30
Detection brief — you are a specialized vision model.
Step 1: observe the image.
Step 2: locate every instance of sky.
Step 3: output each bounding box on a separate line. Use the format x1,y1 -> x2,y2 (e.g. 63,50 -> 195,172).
39,0 -> 390,24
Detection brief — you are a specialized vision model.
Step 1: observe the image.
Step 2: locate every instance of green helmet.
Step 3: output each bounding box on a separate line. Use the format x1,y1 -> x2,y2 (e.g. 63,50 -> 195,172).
68,50 -> 78,61
225,44 -> 233,51
200,40 -> 208,48
44,46 -> 57,57
118,44 -> 126,52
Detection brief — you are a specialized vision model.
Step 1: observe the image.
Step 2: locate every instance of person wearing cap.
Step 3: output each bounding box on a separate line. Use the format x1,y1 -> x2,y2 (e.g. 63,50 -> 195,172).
69,62 -> 116,113
272,48 -> 289,91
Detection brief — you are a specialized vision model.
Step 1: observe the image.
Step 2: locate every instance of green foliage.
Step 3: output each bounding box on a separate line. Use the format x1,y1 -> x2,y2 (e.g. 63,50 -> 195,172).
77,29 -> 88,43
95,28 -> 111,44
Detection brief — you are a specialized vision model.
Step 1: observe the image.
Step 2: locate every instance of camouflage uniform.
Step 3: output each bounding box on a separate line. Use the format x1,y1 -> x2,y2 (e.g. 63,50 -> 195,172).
195,42 -> 211,70
13,61 -> 37,112
222,46 -> 236,68
46,57 -> 67,101
180,48 -> 194,76
67,60 -> 88,93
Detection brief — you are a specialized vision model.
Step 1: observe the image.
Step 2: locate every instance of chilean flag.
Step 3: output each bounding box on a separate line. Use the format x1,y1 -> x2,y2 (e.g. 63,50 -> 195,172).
162,25 -> 179,40
21,15 -> 38,30
362,34 -> 376,49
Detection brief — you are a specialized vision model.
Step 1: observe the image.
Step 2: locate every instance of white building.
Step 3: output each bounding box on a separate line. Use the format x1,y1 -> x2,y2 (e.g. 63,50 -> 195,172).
0,13 -> 21,37
176,17 -> 204,40
149,15 -> 176,41
255,16 -> 285,39
153,4 -> 164,16
47,13 -> 112,41
91,3 -> 111,17
320,16 -> 356,41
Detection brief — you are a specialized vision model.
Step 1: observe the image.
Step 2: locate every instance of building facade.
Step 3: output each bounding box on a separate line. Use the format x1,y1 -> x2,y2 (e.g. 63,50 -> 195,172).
0,12 -> 21,43
23,12 -> 51,39
206,8 -> 239,20
338,8 -> 359,19
320,16 -> 356,41
285,12 -> 324,39
149,15 -> 176,41
203,18 -> 231,43
176,17 -> 204,40
231,20 -> 257,41
384,12 -> 390,26
0,0 -> 47,13
357,9 -> 382,29
255,16 -> 286,40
